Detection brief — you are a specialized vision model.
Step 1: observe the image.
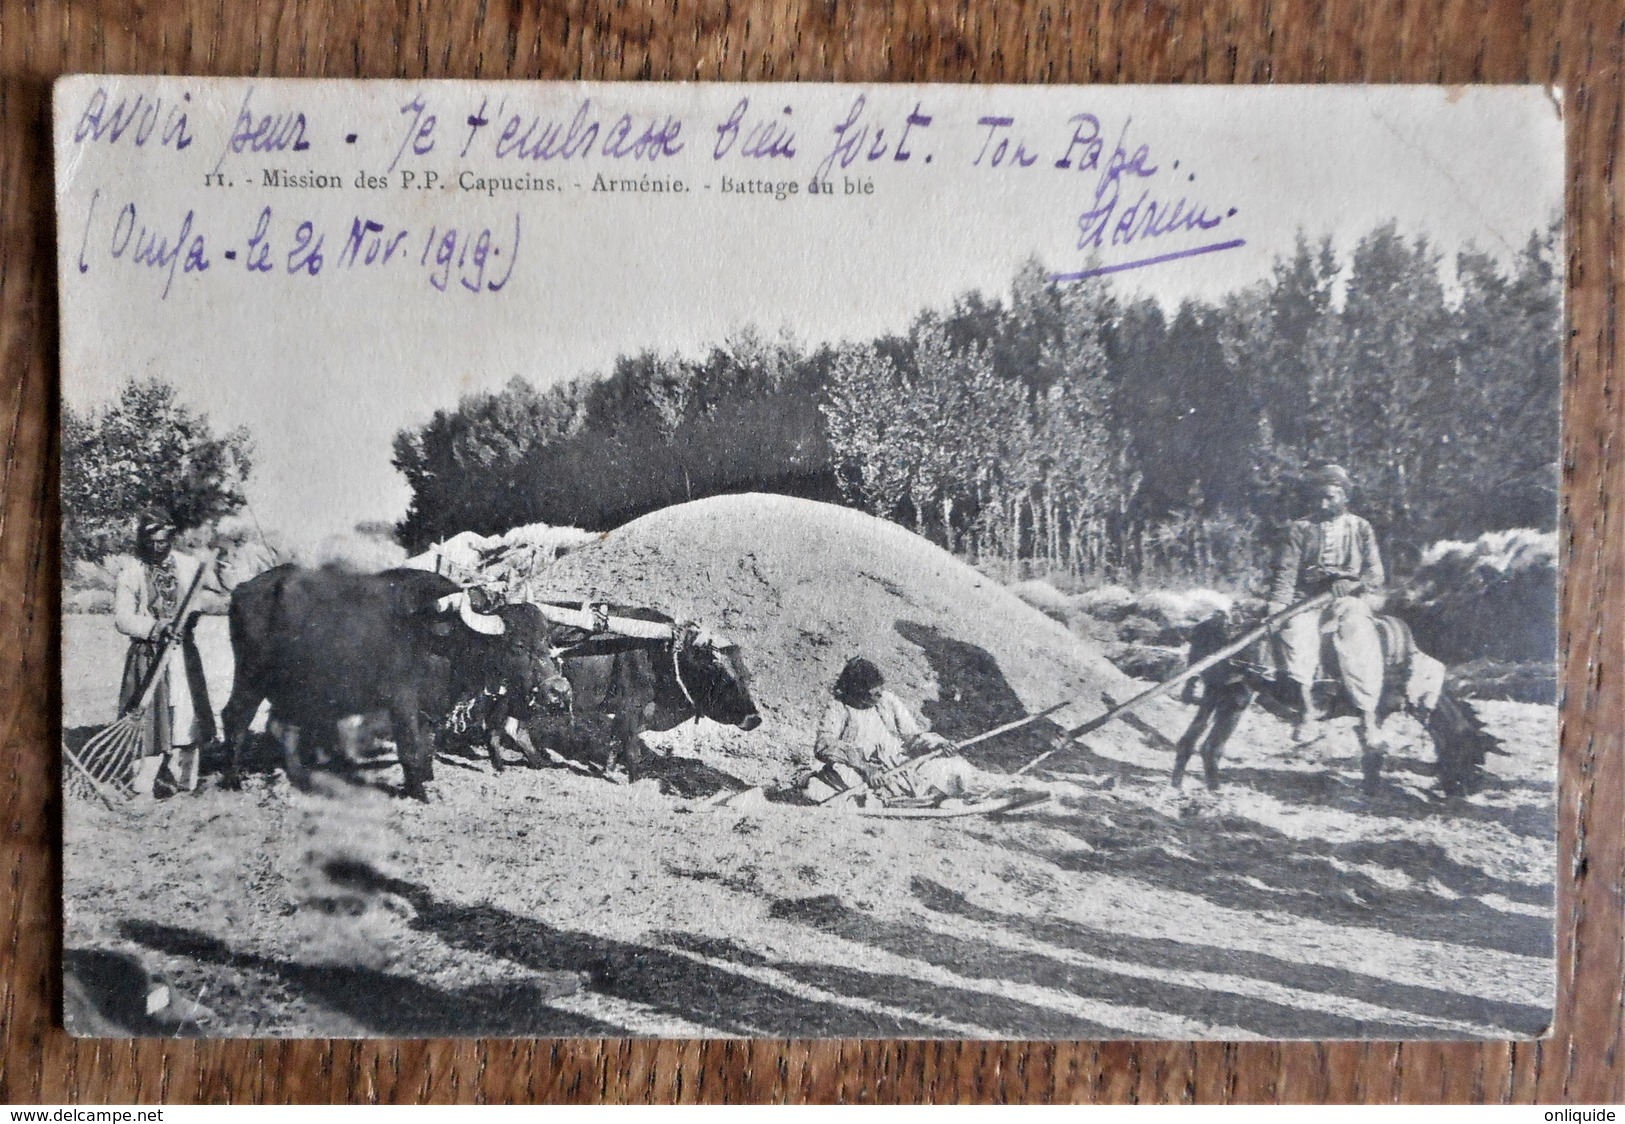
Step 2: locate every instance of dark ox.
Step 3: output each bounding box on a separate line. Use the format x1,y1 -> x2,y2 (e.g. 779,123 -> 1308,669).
538,608 -> 761,779
1173,607 -> 1500,797
220,564 -> 571,799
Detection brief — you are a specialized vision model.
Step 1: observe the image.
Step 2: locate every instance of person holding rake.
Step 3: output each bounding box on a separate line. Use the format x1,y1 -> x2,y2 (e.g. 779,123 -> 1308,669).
113,507 -> 228,801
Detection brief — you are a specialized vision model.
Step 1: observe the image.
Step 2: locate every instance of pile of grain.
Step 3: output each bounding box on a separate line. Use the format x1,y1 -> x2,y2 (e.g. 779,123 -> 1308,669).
531,493 -> 1135,784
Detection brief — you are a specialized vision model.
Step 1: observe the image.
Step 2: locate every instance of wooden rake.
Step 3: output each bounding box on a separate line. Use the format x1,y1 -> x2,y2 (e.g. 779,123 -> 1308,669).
65,562 -> 209,808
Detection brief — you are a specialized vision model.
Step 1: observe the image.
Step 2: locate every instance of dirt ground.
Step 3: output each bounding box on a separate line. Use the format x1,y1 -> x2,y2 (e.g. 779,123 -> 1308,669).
62,495 -> 1557,1039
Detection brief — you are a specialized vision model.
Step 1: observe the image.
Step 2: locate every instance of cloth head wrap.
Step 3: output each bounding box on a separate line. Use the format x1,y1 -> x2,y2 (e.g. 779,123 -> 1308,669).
133,506 -> 177,559
135,506 -> 176,535
1312,464 -> 1353,494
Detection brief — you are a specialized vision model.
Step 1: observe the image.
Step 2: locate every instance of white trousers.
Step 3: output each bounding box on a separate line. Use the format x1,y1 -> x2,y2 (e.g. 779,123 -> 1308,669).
1276,594 -> 1386,715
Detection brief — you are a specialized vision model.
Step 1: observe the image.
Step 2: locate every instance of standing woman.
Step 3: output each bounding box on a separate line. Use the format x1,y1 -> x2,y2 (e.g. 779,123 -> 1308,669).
113,507 -> 226,799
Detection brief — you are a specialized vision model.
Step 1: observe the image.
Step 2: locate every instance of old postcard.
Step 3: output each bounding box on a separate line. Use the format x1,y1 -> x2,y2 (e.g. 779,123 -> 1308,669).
55,77 -> 1562,1039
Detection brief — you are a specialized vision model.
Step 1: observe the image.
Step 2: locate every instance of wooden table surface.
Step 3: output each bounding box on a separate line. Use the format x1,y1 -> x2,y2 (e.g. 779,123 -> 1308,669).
2,0 -> 1620,1105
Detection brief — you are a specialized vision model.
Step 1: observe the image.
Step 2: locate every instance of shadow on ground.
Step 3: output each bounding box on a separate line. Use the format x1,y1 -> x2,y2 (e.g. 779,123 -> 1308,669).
308,862 -> 939,1037
982,798 -> 1552,959
654,930 -> 1115,1037
766,893 -> 1465,1038
120,918 -> 611,1037
894,620 -> 1075,773
906,877 -> 1551,1036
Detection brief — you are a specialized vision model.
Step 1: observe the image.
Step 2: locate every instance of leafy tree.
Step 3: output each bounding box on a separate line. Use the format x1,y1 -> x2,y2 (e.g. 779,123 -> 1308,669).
1041,273 -> 1127,574
960,341 -> 1029,563
1107,297 -> 1172,519
1241,234 -> 1339,449
1219,234 -> 1336,528
1310,223 -> 1454,542
913,319 -> 1006,548
821,341 -> 911,517
62,377 -> 253,561
1164,302 -> 1253,514
1446,223 -> 1562,534
397,329 -> 839,548
392,375 -> 582,546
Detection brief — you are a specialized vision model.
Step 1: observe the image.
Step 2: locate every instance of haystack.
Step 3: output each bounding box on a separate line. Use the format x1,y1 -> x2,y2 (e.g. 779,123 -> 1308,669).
536,493 -> 1138,784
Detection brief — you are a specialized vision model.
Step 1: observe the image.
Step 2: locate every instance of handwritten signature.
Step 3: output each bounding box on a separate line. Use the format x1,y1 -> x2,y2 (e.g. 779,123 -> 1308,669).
1050,114 -> 1242,282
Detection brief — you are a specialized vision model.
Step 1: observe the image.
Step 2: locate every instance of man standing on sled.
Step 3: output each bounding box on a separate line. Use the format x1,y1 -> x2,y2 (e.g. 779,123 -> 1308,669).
1267,465 -> 1390,767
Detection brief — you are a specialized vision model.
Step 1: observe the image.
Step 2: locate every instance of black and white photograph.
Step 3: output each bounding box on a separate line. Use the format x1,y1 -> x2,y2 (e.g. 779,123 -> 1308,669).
55,78 -> 1562,1039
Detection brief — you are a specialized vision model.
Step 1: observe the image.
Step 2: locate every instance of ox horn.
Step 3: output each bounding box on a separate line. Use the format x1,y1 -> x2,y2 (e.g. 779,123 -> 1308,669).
436,591 -> 507,636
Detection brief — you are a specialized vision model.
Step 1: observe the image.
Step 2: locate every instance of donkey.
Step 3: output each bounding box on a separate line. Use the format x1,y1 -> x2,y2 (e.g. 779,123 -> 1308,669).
1172,605 -> 1501,797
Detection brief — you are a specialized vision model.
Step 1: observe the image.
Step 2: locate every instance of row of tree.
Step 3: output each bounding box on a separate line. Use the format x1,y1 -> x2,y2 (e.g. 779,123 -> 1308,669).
391,327 -> 841,547
394,218 -> 1560,587
63,217 -> 1558,590
824,220 -> 1560,582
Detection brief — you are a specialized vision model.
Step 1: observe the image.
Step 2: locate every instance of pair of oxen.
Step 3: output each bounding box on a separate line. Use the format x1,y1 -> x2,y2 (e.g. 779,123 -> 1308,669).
219,564 -> 760,800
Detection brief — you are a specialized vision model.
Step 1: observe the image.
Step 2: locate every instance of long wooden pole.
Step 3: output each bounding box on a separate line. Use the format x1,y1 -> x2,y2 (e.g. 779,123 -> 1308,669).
953,697 -> 1077,751
817,590 -> 1335,803
1013,590 -> 1333,775
815,720 -> 1043,806
122,555 -> 211,717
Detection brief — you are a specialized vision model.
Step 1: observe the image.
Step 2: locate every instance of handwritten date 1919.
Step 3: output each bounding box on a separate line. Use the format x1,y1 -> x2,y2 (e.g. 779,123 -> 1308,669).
418,215 -> 521,293
73,195 -> 521,298
247,206 -> 520,292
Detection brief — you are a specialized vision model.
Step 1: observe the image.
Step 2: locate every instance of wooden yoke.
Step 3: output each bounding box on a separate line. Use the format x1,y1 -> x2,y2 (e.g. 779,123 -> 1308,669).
532,600 -> 677,641
529,600 -> 683,660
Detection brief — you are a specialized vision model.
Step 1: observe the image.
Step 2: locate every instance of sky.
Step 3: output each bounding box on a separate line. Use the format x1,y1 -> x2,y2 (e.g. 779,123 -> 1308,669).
55,80 -> 1564,550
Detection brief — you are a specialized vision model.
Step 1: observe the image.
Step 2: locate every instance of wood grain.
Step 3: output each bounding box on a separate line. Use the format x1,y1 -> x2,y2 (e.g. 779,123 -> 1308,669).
2,0 -> 1619,1104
